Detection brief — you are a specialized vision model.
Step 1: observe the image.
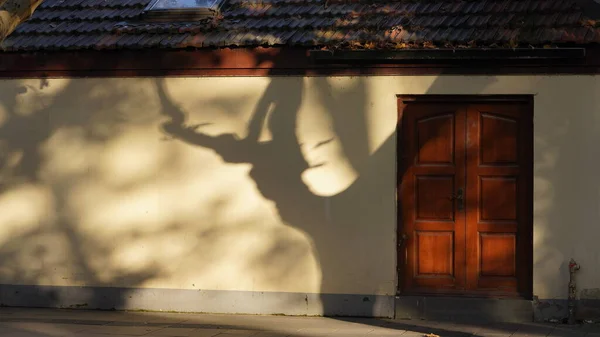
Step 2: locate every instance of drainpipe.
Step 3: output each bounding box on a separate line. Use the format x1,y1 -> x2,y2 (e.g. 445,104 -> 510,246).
568,258 -> 580,325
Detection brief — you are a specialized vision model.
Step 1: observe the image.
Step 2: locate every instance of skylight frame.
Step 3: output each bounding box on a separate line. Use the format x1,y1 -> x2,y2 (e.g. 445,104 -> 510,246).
143,0 -> 225,21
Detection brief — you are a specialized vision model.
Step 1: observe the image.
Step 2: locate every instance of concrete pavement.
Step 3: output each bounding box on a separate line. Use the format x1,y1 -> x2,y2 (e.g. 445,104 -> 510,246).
0,307 -> 597,337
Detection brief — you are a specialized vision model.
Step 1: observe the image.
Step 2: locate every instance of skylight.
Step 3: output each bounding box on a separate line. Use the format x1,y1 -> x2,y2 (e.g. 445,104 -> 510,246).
143,0 -> 224,21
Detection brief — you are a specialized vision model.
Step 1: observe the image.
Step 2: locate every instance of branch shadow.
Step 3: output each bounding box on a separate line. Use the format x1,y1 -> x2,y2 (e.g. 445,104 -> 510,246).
156,50 -> 397,317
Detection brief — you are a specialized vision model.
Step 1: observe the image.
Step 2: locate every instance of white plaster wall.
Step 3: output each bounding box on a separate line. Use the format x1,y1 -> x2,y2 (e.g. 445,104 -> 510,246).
0,75 -> 598,304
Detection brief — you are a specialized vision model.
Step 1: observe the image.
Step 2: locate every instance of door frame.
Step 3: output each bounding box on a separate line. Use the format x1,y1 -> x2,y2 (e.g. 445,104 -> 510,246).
396,94 -> 534,299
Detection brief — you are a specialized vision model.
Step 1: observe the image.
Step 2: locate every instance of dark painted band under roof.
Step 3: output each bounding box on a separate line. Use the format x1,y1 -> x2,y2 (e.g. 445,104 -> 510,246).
2,0 -> 600,52
310,48 -> 587,63
2,46 -> 600,78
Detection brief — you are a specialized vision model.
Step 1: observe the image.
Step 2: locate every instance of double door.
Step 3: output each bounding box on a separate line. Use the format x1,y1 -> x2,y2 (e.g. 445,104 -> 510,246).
399,99 -> 532,297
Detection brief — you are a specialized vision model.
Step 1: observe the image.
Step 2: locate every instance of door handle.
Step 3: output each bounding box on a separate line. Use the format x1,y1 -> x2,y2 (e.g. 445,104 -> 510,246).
450,188 -> 464,211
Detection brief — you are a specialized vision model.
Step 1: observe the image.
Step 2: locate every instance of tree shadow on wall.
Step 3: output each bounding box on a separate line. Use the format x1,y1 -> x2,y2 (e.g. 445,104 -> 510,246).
531,77 -> 600,322
156,56 -> 396,317
0,77 -> 164,311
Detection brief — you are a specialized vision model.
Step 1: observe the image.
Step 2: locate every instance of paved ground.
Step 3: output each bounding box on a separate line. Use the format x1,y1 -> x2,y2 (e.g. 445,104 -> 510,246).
0,307 -> 598,337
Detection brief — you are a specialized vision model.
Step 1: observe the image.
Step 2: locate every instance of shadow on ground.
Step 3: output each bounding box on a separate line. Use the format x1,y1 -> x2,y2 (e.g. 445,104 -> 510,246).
0,308 -> 591,337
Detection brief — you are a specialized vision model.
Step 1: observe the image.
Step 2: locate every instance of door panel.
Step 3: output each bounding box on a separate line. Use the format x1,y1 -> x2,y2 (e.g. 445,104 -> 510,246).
400,103 -> 466,292
399,98 -> 532,298
465,104 -> 532,296
416,113 -> 455,164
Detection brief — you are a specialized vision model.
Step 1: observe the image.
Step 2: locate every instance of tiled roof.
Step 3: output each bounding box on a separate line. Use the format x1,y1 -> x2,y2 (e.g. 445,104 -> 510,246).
2,0 -> 600,51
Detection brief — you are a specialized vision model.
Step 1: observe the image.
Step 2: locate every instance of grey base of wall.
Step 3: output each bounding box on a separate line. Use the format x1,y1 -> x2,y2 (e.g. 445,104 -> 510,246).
0,284 -> 395,318
2,284 -> 599,323
534,298 -> 600,323
395,296 -> 600,323
395,296 -> 534,323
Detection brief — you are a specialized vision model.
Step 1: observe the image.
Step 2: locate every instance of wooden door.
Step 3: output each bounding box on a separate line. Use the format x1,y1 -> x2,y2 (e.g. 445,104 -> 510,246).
398,98 -> 532,298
